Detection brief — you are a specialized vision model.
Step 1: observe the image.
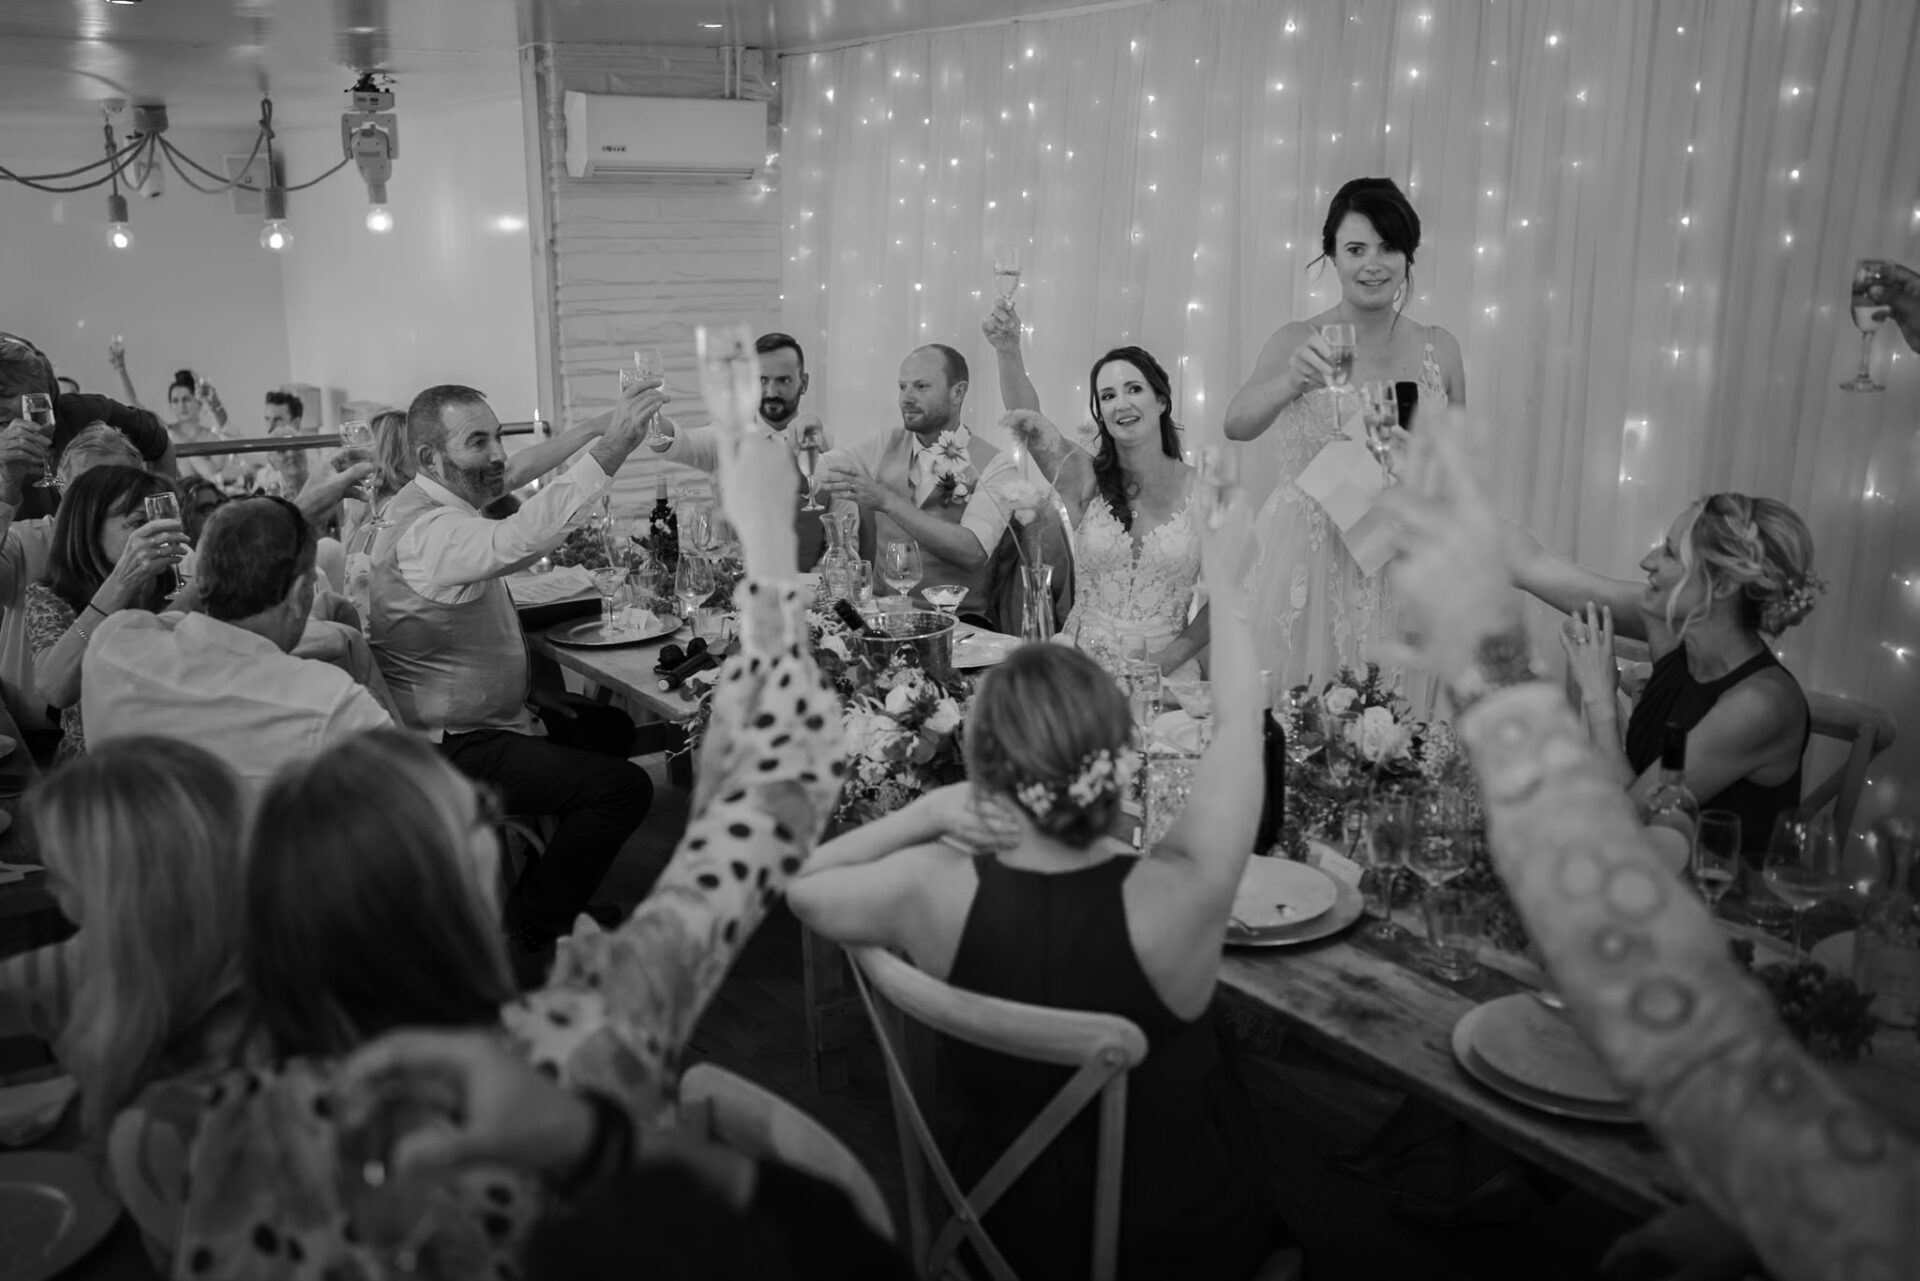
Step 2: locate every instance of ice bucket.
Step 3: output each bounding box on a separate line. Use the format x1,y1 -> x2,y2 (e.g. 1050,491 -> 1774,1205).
850,609 -> 956,683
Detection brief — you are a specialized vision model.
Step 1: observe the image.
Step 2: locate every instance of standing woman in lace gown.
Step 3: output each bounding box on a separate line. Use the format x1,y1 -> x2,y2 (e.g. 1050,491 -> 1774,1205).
1226,178 -> 1465,689
984,308 -> 1207,678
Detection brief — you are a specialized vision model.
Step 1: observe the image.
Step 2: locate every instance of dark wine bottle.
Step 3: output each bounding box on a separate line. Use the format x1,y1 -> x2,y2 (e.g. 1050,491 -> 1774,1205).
647,477 -> 677,564
833,598 -> 881,636
1252,707 -> 1288,854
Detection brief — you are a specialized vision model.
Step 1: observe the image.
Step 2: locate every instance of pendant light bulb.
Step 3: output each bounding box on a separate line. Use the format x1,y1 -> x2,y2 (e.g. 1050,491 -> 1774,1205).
259,186 -> 293,253
105,191 -> 133,250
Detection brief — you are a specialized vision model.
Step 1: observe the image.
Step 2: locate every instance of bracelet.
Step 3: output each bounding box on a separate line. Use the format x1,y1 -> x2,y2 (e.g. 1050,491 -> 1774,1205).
551,1090 -> 637,1200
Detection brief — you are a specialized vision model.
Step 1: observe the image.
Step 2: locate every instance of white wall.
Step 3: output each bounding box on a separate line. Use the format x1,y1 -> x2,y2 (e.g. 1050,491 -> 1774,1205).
273,62 -> 538,427
0,124 -> 290,426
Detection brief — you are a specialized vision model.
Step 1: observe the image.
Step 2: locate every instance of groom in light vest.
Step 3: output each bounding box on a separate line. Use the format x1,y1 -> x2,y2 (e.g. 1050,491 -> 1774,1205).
817,344 -> 1018,623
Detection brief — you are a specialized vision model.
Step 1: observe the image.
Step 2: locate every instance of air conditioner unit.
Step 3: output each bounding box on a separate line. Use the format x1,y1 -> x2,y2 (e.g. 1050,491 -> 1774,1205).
563,92 -> 766,180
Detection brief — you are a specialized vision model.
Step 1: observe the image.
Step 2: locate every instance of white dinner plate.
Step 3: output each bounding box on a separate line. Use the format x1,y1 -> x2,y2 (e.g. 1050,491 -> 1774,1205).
546,614 -> 682,648
1148,710 -> 1203,755
1231,856 -> 1339,931
1224,864 -> 1365,948
953,631 -> 1017,669
0,1152 -> 122,1281
1469,994 -> 1629,1106
1451,1005 -> 1639,1125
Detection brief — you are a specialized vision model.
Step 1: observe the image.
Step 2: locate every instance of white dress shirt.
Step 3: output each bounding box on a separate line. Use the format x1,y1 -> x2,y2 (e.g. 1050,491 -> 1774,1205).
397,451 -> 614,603
83,610 -> 392,802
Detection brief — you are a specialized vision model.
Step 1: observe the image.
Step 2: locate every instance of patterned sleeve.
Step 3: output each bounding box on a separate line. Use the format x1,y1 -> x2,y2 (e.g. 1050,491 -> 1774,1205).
25,583 -> 74,657
1457,682 -> 1916,1281
506,577 -> 845,1117
0,939 -> 80,1041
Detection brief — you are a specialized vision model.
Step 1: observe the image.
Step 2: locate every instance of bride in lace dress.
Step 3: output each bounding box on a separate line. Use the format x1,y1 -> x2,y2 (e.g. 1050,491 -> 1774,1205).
985,311 -> 1207,679
1226,178 -> 1465,691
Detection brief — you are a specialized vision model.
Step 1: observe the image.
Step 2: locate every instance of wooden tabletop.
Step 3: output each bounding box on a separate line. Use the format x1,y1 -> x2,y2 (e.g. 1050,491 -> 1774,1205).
1216,915 -> 1920,1220
527,621 -> 706,723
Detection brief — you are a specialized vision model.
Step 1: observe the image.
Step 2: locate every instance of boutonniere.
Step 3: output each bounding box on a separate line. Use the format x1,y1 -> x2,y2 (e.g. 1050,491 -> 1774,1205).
926,427 -> 975,506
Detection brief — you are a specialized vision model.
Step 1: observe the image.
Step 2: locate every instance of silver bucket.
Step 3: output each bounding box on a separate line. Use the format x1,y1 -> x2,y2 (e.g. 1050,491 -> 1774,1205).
851,609 -> 956,683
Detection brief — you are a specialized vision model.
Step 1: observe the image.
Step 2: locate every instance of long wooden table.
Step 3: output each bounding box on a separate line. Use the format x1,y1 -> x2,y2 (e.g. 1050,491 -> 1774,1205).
1216,912 -> 1920,1219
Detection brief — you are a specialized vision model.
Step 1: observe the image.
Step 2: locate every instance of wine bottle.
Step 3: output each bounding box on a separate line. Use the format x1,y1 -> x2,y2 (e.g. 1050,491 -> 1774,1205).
1252,707 -> 1288,855
1640,723 -> 1699,876
648,478 -> 678,565
833,598 -> 881,636
1853,818 -> 1920,1028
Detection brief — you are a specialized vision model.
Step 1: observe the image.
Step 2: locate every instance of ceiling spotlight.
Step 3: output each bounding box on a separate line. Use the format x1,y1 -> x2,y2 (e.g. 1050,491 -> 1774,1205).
259,186 -> 293,252
105,192 -> 133,249
344,72 -> 398,235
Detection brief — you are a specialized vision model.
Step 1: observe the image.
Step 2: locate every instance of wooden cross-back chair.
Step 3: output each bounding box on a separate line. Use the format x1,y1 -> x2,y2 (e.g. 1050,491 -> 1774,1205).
848,945 -> 1148,1281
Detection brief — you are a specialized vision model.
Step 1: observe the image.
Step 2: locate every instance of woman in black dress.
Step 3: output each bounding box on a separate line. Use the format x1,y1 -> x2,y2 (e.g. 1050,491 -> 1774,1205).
791,490 -> 1296,1281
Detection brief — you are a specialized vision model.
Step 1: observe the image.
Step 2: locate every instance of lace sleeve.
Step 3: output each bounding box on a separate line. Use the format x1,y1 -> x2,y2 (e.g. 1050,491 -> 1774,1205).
508,578 -> 845,1117
25,583 -> 73,656
1458,682 -> 1916,1281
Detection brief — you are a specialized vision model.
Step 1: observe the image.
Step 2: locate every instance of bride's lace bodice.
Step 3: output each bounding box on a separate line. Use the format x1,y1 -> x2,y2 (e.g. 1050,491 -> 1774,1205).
1061,491 -> 1201,670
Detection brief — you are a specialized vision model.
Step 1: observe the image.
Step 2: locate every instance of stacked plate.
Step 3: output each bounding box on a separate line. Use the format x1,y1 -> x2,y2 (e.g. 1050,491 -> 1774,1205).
1452,995 -> 1637,1124
1225,856 -> 1365,948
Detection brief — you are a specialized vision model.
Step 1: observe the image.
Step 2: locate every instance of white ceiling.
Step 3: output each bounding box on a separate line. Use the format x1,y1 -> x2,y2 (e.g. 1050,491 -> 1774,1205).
0,0 -> 1107,129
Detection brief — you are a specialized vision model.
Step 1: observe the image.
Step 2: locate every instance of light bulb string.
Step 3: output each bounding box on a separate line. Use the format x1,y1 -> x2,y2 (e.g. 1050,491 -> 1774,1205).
0,134 -> 152,193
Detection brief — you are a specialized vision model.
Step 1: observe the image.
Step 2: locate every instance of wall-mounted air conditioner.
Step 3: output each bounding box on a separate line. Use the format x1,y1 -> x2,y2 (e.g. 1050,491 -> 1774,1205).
563,92 -> 766,180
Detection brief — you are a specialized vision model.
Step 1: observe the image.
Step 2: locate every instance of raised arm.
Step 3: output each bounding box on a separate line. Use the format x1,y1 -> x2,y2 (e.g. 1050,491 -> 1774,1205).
983,300 -> 1041,414
504,416 -> 613,490
106,340 -> 143,409
1223,322 -> 1327,442
1503,520 -> 1671,654
1388,414 -> 1919,1281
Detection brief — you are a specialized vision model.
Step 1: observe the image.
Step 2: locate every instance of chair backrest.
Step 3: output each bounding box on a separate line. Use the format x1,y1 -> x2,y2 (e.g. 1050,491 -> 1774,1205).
1570,633 -> 1897,848
849,945 -> 1148,1281
678,1062 -> 895,1243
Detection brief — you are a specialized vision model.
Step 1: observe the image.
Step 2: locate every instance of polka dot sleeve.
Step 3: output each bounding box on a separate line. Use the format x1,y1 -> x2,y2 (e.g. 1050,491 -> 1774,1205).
1460,683 -> 1916,1281
510,578 -> 845,1116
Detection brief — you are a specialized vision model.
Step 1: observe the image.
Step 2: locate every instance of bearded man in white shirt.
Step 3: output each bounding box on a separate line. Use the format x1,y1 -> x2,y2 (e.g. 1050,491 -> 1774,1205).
644,332 -> 830,569
83,495 -> 392,801
369,379 -> 666,979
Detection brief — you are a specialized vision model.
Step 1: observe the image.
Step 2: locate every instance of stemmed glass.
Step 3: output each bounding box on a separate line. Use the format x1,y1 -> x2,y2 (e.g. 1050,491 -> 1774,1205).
1320,324 -> 1356,388
1763,811 -> 1841,960
880,540 -> 922,606
673,555 -> 715,627
1692,811 -> 1741,919
1842,260 -> 1890,393
1195,446 -> 1239,531
922,583 -> 965,617
992,243 -> 1022,303
1165,677 -> 1214,749
1359,381 -> 1398,472
1360,795 -> 1416,941
18,394 -> 56,488
1320,709 -> 1361,789
591,563 -> 630,636
796,419 -> 826,511
338,418 -> 392,529
1407,794 -> 1477,980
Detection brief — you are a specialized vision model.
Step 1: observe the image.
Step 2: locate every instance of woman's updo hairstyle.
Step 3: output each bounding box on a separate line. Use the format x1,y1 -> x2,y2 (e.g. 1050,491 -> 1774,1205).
1315,177 -> 1422,271
170,369 -> 198,395
1670,493 -> 1822,637
963,644 -> 1133,849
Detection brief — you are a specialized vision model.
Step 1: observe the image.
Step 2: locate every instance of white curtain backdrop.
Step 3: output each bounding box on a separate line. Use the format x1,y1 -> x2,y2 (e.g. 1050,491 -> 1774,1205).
779,0 -> 1920,808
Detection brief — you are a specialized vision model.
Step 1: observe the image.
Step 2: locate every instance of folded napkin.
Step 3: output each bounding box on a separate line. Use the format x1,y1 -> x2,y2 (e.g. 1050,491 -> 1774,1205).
1295,399 -> 1396,577
0,1075 -> 77,1147
508,565 -> 597,606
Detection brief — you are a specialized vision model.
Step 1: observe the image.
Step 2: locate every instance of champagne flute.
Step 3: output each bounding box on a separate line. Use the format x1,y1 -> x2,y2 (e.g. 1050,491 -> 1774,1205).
796,420 -> 826,511
880,540 -> 923,604
1195,446 -> 1239,530
337,419 -> 381,509
992,243 -> 1022,303
1321,324 -> 1356,388
1359,380 -> 1398,469
1763,812 -> 1841,960
19,394 -> 56,488
628,347 -> 672,446
1407,793 -> 1476,979
1692,811 -> 1740,919
922,583 -> 966,616
674,555 -> 715,625
143,492 -> 189,593
1842,260 -> 1890,393
1360,795 -> 1415,942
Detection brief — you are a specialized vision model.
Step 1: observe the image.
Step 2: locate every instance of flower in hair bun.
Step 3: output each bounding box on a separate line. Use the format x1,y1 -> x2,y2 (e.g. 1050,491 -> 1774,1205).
1761,572 -> 1826,633
1012,746 -> 1141,820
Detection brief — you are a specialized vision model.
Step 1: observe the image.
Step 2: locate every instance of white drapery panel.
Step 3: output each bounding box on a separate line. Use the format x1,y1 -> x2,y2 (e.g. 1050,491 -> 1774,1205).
780,0 -> 1920,804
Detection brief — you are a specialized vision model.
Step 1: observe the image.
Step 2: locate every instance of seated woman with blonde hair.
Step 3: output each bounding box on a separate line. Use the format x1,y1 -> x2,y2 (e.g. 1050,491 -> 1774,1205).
1507,493 -> 1818,848
790,490 -> 1298,1281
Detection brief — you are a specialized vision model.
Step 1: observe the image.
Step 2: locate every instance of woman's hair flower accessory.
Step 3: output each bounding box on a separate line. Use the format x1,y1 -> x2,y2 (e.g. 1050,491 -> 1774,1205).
1013,745 -> 1140,818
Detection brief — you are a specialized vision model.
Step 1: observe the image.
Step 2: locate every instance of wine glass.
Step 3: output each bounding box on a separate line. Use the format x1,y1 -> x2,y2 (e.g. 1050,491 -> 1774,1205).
1320,324 -> 1356,388
591,565 -> 629,636
337,418 -> 383,507
922,583 -> 965,617
1195,446 -> 1240,530
1359,380 -> 1398,469
1407,793 -> 1477,980
1320,708 -> 1361,788
673,555 -> 715,625
992,243 -> 1022,303
1165,676 -> 1214,748
1763,812 -> 1841,960
796,420 -> 826,512
143,492 -> 189,594
1361,795 -> 1416,941
880,540 -> 922,604
1842,260 -> 1890,393
1692,811 -> 1740,919
19,394 -> 56,488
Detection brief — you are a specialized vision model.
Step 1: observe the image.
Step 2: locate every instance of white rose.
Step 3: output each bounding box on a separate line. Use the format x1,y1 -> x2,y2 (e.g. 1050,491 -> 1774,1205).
884,684 -> 915,716
925,697 -> 962,736
999,477 -> 1044,512
1358,705 -> 1406,763
1323,686 -> 1359,715
817,631 -> 851,661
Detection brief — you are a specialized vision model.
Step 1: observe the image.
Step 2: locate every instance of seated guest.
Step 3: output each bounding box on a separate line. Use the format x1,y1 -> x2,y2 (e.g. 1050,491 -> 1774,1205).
126,440 -> 847,1277
252,390 -> 318,502
368,380 -> 667,976
83,495 -> 392,802
174,475 -> 227,542
817,344 -> 1019,621
1384,417 -> 1915,1281
0,738 -> 248,1260
26,465 -> 185,764
791,491 -> 1297,1281
647,332 -> 833,568
1506,494 -> 1816,846
0,330 -> 178,516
